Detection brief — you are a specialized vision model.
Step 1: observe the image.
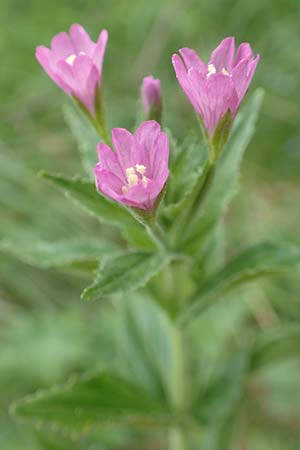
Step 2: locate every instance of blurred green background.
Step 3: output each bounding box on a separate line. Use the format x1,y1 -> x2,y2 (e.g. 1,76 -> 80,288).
0,0 -> 299,449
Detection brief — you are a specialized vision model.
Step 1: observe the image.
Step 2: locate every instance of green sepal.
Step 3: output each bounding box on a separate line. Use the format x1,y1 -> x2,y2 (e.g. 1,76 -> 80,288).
210,110 -> 232,161
147,101 -> 162,124
72,85 -> 109,144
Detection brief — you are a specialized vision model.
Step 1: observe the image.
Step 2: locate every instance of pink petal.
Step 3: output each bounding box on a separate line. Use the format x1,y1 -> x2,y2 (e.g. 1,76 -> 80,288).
235,43 -> 254,66
36,46 -> 72,94
69,23 -> 95,56
179,47 -> 207,73
232,54 -> 259,106
97,143 -> 125,182
189,70 -> 238,135
72,55 -> 100,113
248,54 -> 260,81
94,168 -> 124,201
209,37 -> 235,72
149,131 -> 169,179
172,54 -> 202,115
134,120 -> 161,169
112,128 -> 136,173
123,178 -> 165,210
56,59 -> 77,91
93,29 -> 109,75
51,32 -> 75,59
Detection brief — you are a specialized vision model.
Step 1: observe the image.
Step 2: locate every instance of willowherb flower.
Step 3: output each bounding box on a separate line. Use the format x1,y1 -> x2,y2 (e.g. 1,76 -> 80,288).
36,24 -> 108,117
94,121 -> 169,211
141,76 -> 162,121
172,37 -> 260,138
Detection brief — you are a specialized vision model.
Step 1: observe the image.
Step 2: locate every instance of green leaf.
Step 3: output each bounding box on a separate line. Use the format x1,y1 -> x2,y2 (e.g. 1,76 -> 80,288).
164,134 -> 209,220
251,326 -> 300,371
63,103 -> 99,178
183,89 -> 265,251
0,237 -> 119,273
180,241 -> 300,324
11,370 -> 170,431
115,295 -> 180,404
197,352 -> 250,450
39,171 -> 137,229
82,251 -> 173,300
34,429 -> 84,450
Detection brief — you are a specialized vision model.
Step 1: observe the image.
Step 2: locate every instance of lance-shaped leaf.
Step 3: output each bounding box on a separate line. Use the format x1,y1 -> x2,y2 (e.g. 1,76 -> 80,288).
180,242 -> 300,324
196,352 -> 251,450
116,295 -> 181,405
64,103 -> 99,178
11,371 -> 171,431
0,237 -> 119,273
40,171 -> 138,229
82,251 -> 173,300
251,326 -> 300,371
183,89 -> 264,251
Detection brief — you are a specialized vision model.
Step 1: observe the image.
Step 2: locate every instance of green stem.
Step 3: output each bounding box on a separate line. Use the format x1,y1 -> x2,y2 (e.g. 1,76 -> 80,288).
169,427 -> 186,450
146,222 -> 168,252
169,328 -> 187,450
93,116 -> 110,145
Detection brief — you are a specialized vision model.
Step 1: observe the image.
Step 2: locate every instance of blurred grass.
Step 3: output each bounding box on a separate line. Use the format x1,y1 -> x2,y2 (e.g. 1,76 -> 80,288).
0,0 -> 300,448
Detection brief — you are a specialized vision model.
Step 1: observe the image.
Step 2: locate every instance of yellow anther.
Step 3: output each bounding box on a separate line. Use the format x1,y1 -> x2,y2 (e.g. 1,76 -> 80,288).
142,176 -> 148,187
222,68 -> 230,76
135,164 -> 146,175
127,173 -> 138,187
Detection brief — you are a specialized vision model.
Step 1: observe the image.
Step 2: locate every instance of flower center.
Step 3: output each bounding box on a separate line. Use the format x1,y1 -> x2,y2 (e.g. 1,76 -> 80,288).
122,165 -> 148,194
206,64 -> 230,78
65,51 -> 86,65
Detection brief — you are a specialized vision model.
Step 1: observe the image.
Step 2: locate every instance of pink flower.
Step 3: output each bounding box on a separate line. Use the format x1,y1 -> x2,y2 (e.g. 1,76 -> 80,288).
94,121 -> 169,211
172,37 -> 260,136
141,76 -> 161,115
36,24 -> 108,116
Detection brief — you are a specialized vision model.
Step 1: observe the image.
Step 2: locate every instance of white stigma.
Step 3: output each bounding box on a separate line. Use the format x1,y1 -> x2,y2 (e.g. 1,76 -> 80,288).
207,64 -> 216,78
122,165 -> 148,194
65,51 -> 87,66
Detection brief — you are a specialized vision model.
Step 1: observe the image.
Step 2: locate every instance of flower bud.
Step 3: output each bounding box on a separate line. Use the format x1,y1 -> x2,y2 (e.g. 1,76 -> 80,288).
141,76 -> 162,123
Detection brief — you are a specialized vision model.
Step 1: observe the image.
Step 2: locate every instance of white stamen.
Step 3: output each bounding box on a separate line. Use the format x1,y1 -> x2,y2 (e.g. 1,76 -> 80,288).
122,164 -> 148,194
66,54 -> 76,65
135,164 -> 146,175
222,68 -> 230,76
127,173 -> 138,187
207,64 -> 216,78
126,167 -> 135,178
